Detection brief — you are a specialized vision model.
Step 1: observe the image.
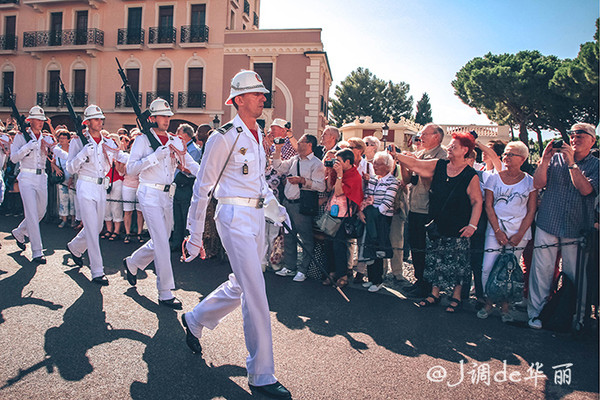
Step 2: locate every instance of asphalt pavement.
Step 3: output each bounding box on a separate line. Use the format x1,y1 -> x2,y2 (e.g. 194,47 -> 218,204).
0,215 -> 598,400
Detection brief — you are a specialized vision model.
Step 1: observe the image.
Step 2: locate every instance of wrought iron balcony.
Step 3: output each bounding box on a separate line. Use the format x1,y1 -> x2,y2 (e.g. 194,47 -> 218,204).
23,28 -> 104,48
115,91 -> 142,108
148,27 -> 176,44
0,0 -> 19,6
253,12 -> 259,26
37,91 -> 88,108
146,91 -> 173,108
0,92 -> 15,108
244,0 -> 250,14
117,28 -> 145,45
180,25 -> 209,44
178,91 -> 206,109
0,34 -> 17,51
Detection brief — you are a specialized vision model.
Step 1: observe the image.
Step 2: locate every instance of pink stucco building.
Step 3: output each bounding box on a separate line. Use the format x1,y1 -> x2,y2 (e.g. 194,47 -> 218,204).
0,0 -> 331,136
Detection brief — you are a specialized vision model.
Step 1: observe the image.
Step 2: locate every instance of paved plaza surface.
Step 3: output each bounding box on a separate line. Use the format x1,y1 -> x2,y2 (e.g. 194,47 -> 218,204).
0,216 -> 598,400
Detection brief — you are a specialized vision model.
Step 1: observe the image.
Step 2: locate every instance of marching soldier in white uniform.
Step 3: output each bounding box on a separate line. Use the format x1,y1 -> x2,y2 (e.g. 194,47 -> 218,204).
123,99 -> 199,308
181,71 -> 292,399
10,106 -> 56,263
0,130 -> 11,205
66,105 -> 127,285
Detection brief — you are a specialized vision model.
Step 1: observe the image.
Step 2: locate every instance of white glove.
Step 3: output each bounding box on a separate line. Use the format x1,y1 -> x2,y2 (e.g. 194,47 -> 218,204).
23,140 -> 37,152
77,143 -> 94,162
264,199 -> 292,232
155,146 -> 170,160
181,238 -> 205,263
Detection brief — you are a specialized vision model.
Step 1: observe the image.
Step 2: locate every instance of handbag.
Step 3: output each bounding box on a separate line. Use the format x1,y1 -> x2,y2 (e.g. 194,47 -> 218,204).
485,247 -> 524,303
316,213 -> 343,236
342,198 -> 363,238
49,157 -> 65,185
537,272 -> 576,332
269,228 -> 285,266
297,160 -> 319,216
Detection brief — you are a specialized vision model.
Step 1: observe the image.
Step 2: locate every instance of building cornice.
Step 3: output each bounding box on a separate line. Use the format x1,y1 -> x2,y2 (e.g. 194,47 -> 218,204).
224,44 -> 323,55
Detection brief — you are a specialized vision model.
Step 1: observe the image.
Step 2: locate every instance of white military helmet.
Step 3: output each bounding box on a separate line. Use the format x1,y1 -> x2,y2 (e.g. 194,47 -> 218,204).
149,98 -> 174,117
26,106 -> 47,121
225,70 -> 269,106
82,105 -> 105,123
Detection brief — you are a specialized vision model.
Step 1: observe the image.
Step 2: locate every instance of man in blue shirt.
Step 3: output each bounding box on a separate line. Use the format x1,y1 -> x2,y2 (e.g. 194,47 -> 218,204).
528,123 -> 599,329
170,123 -> 203,254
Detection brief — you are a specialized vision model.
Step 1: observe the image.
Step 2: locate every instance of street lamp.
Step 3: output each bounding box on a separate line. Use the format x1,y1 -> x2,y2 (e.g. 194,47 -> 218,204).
212,115 -> 220,129
382,121 -> 389,147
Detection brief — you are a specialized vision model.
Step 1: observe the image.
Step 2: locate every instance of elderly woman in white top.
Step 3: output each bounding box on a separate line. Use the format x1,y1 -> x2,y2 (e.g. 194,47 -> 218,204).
357,152 -> 400,292
477,141 -> 537,322
51,130 -> 76,228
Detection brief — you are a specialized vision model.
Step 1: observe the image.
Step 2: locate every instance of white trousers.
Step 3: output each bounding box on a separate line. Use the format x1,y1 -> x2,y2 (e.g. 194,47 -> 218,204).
13,172 -> 47,258
104,180 -> 124,222
68,179 -> 106,278
126,185 -> 175,300
481,232 -> 527,291
185,204 -> 276,386
527,227 -> 583,319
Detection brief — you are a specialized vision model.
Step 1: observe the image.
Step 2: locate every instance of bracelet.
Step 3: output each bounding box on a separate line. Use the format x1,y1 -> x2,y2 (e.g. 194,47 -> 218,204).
337,176 -> 343,180
468,224 -> 477,230
494,227 -> 501,233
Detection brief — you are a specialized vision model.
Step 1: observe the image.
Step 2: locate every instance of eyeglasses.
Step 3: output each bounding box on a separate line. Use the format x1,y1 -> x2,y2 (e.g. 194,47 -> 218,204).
502,152 -> 522,158
348,146 -> 358,149
414,138 -> 422,143
568,129 -> 590,136
365,143 -> 377,147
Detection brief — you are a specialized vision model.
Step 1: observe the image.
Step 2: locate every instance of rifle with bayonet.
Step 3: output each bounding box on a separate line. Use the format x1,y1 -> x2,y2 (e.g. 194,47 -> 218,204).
115,57 -> 160,151
58,76 -> 88,146
4,86 -> 31,142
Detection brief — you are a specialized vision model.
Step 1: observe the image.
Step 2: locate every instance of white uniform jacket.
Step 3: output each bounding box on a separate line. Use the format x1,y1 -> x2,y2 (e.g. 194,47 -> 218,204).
10,129 -> 55,173
127,128 -> 199,185
66,130 -> 127,178
187,114 -> 275,245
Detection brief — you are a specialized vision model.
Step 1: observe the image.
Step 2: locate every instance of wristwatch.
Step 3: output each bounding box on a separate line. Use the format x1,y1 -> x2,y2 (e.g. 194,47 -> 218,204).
568,164 -> 578,170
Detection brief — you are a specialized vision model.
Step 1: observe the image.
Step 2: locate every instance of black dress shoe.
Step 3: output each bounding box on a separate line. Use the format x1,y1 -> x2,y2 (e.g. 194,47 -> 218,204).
249,382 -> 291,399
159,297 -> 182,310
123,258 -> 136,286
13,234 -> 26,251
92,275 -> 109,286
66,243 -> 84,267
32,256 -> 46,264
181,313 -> 202,354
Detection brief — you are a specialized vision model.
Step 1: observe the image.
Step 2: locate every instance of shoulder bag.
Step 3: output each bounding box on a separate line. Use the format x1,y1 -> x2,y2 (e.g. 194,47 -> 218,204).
298,159 -> 319,216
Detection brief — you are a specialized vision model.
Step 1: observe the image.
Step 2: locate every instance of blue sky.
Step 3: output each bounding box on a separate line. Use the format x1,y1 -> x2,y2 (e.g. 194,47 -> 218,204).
260,0 -> 598,127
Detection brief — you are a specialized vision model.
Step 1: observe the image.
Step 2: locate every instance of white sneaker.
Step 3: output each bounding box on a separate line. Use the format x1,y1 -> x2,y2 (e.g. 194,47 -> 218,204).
528,318 -> 542,330
477,308 -> 491,319
368,284 -> 383,292
362,282 -> 373,288
501,313 -> 514,323
293,272 -> 306,282
275,267 -> 295,277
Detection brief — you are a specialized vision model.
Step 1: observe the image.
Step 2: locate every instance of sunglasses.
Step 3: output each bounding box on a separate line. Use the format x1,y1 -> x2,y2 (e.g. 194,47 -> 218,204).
414,138 -> 422,143
568,130 -> 592,136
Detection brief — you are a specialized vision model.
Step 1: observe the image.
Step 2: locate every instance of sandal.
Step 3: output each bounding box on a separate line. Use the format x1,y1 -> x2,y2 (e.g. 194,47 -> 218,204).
136,234 -> 145,243
418,293 -> 441,307
124,234 -> 131,244
108,233 -> 119,241
101,231 -> 111,239
336,276 -> 349,288
445,297 -> 462,313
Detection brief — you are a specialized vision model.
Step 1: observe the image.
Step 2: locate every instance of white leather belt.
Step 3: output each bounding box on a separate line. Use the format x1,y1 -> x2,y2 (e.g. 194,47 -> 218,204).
20,168 -> 45,175
140,182 -> 173,192
218,197 -> 265,209
79,175 -> 105,185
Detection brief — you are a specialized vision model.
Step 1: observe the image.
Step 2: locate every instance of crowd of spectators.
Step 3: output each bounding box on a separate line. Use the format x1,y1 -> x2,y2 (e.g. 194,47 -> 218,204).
1,116 -> 598,330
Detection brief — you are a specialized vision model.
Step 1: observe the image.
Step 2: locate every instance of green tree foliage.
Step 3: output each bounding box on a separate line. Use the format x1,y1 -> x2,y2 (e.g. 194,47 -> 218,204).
549,18 -> 599,131
414,93 -> 433,125
330,67 -> 413,126
452,50 -> 561,145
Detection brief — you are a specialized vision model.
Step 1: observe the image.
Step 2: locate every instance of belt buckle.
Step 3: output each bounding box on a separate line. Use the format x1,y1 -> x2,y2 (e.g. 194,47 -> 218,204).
36,169 -> 42,175
96,178 -> 103,185
163,184 -> 170,192
256,197 -> 265,209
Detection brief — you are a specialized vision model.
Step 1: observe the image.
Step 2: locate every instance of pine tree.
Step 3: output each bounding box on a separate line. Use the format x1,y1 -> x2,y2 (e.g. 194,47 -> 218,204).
414,93 -> 433,125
